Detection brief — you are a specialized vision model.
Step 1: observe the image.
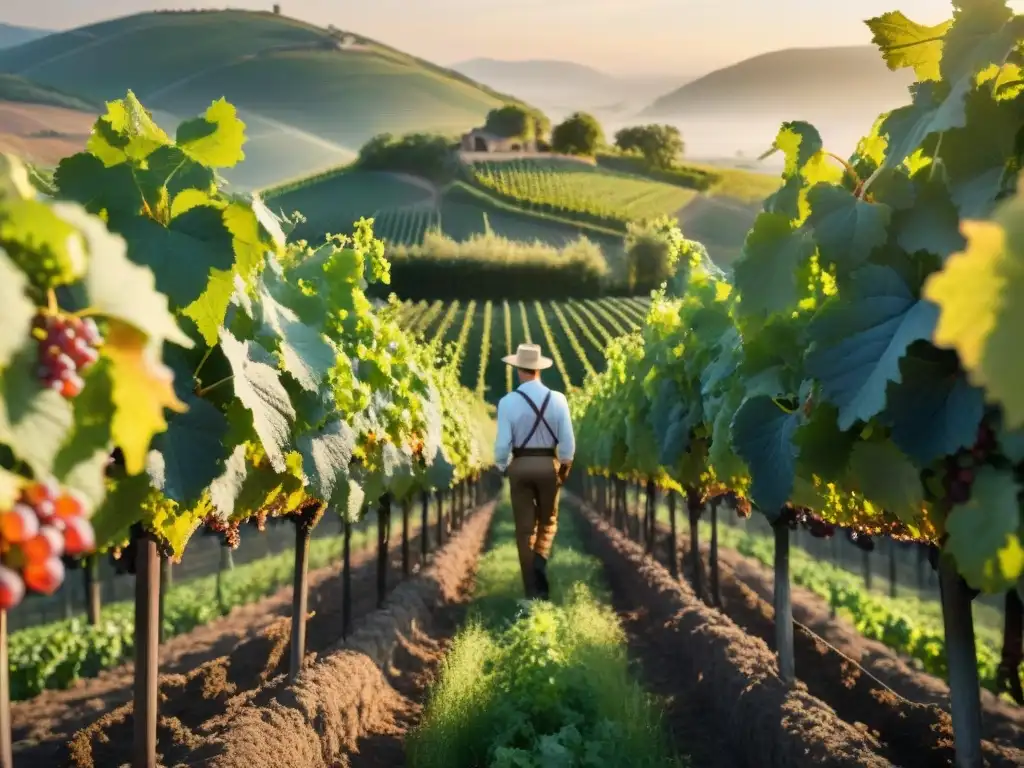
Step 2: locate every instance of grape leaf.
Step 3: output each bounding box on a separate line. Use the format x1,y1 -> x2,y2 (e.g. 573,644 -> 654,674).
175,98 -> 246,168
806,265 -> 938,429
945,467 -> 1024,593
0,467 -> 20,509
923,205 -> 1024,428
732,213 -> 815,317
104,320 -> 187,475
730,395 -> 800,518
73,205 -> 192,349
87,91 -> 171,166
219,329 -> 295,473
880,81 -> 968,172
52,361 -> 114,510
884,350 -> 985,465
147,390 -> 229,506
794,402 -> 856,480
337,477 -> 365,522
807,184 -> 891,272
297,419 -> 354,505
117,205 -> 235,309
146,497 -> 208,560
0,346 -> 73,477
208,444 -> 248,519
257,271 -> 335,392
846,441 -> 924,525
89,471 -> 151,550
182,268 -> 235,347
866,11 -> 951,81
893,175 -> 966,259
52,153 -> 143,220
0,250 -> 33,369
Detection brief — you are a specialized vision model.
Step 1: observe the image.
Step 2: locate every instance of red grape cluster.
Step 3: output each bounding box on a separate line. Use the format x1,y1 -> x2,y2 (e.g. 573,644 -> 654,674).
0,480 -> 95,609
943,422 -> 997,505
203,515 -> 242,548
801,513 -> 836,539
33,312 -> 102,399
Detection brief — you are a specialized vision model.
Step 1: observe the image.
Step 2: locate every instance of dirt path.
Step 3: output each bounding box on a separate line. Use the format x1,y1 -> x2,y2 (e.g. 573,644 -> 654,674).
13,517 -> 457,765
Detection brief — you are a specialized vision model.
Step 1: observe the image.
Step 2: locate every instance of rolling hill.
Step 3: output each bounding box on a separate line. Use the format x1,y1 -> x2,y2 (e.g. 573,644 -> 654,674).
0,10 -> 524,188
0,75 -> 96,166
644,45 -> 914,117
0,24 -> 51,50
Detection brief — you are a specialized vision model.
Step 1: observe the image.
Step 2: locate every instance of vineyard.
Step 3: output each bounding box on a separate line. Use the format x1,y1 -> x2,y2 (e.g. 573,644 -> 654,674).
394,297 -> 650,400
2,3 -> 1024,768
470,157 -> 696,228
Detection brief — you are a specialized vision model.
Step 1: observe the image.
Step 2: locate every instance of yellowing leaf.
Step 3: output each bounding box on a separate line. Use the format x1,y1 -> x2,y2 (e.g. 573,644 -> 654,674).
87,91 -> 171,167
175,98 -> 246,169
924,196 -> 1024,427
866,11 -> 951,82
104,320 -> 187,474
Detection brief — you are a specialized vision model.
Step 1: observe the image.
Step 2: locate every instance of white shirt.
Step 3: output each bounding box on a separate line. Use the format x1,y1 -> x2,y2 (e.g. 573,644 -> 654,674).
494,379 -> 575,472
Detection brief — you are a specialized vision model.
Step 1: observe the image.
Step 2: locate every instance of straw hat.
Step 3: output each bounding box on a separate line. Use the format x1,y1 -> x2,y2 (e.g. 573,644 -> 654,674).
502,343 -> 553,370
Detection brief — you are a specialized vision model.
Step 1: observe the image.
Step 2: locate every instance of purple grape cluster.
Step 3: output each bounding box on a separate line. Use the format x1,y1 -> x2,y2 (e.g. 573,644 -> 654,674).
33,313 -> 102,398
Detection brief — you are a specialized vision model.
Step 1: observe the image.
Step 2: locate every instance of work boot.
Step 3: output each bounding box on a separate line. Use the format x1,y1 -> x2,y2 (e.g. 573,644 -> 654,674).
533,554 -> 550,600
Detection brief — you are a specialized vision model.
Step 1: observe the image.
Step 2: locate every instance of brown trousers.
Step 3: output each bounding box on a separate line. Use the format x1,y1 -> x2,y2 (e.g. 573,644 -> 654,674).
508,455 -> 561,596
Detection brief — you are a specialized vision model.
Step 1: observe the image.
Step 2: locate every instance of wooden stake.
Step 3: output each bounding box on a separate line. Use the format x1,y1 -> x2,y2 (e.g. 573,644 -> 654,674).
710,498 -> 721,606
773,520 -> 795,685
133,533 -> 159,768
377,495 -> 390,609
436,490 -> 443,548
342,519 -> 352,639
0,609 -> 11,768
401,498 -> 410,577
84,556 -> 101,626
938,557 -> 983,768
420,490 -> 429,564
668,491 -> 678,578
288,520 -> 310,681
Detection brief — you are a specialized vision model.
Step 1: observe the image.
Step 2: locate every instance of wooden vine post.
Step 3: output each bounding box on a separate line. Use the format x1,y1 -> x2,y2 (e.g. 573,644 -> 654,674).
158,555 -> 170,643
888,542 -> 898,598
401,497 -> 411,576
862,547 -> 873,591
377,495 -> 391,609
420,490 -> 429,564
644,480 -> 656,554
288,507 -> 316,682
709,497 -> 721,606
133,531 -> 160,768
342,518 -> 352,639
772,515 -> 795,686
938,557 -> 984,768
0,609 -> 11,768
216,544 -> 233,615
84,555 -> 101,626
685,487 -> 705,601
667,490 -> 678,578
435,489 -> 444,548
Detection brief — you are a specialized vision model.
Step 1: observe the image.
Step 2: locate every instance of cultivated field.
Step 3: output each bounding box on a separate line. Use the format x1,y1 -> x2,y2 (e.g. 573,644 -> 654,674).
395,296 -> 650,400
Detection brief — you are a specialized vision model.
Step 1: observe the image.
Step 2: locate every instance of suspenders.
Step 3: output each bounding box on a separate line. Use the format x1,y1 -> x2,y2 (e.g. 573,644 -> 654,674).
513,389 -> 558,450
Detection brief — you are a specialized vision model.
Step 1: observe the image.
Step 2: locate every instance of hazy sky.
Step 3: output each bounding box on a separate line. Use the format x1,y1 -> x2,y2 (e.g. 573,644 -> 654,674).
3,1 -> 1016,75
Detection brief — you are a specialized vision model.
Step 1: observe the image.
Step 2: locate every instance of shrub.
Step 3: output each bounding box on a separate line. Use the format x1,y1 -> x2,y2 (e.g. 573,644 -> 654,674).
625,216 -> 679,294
382,229 -> 609,300
614,124 -> 684,169
551,112 -> 604,157
356,132 -> 457,182
483,105 -> 550,141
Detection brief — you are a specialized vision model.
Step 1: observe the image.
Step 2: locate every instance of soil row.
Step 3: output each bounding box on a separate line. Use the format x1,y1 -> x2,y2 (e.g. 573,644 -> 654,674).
17,503 -> 493,768
572,504 -> 889,768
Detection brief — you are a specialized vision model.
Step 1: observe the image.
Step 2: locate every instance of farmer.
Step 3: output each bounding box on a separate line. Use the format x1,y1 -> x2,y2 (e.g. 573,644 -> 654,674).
494,343 -> 575,600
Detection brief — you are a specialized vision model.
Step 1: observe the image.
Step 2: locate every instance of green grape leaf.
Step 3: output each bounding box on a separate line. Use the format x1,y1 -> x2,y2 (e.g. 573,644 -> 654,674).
219,329 -> 295,473
224,201 -> 283,280
0,346 -> 73,477
337,477 -> 365,522
425,445 -> 455,491
806,184 -> 891,272
297,419 -> 355,505
0,250 -> 33,369
146,497 -> 207,560
894,175 -> 966,259
74,206 -> 192,348
924,199 -> 1024,428
175,98 -> 246,168
945,467 -> 1024,593
806,265 -> 938,429
117,204 -> 235,309
865,11 -> 951,81
733,213 -> 815,317
257,272 -> 335,392
52,153 -> 142,220
940,1 -> 1022,85
89,471 -> 151,550
0,196 -> 88,288
182,268 -> 235,347
880,81 -> 967,172
104,321 -> 187,475
147,390 -> 229,506
884,350 -> 984,466
209,444 -> 248,519
383,443 -> 417,500
52,361 -> 115,510
1000,426 -> 1024,464
87,91 -> 171,166
730,395 -> 799,518
794,402 -> 856,481
846,441 -> 924,525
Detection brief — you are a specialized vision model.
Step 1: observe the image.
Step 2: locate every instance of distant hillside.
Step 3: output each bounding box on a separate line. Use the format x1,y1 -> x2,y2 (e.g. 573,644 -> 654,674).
0,10 -> 527,188
644,45 -> 914,117
452,58 -> 684,121
0,74 -> 97,111
0,23 -> 51,50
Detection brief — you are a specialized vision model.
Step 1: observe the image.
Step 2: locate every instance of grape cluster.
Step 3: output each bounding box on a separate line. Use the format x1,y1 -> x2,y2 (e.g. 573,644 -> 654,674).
204,515 -> 242,548
848,530 -> 875,552
33,312 -> 102,399
0,480 -> 95,610
942,422 -> 997,505
801,513 -> 836,539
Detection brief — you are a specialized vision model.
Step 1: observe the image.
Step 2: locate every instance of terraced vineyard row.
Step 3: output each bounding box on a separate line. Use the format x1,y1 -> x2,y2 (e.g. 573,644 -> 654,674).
397,297 -> 650,401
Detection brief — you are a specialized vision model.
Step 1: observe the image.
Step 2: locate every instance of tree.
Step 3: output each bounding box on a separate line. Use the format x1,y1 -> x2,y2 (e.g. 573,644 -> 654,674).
484,105 -> 549,141
357,132 -> 456,182
625,216 -> 679,293
273,4 -> 281,14
614,124 -> 684,169
551,112 -> 604,157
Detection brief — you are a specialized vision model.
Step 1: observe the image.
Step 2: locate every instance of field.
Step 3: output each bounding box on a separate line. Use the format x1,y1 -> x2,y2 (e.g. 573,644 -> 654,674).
0,10 -> 514,187
395,297 -> 650,400
470,156 -> 697,225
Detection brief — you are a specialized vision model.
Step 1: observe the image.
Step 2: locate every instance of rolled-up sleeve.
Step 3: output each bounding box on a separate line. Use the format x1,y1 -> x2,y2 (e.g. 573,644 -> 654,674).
556,394 -> 575,463
494,397 -> 513,471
